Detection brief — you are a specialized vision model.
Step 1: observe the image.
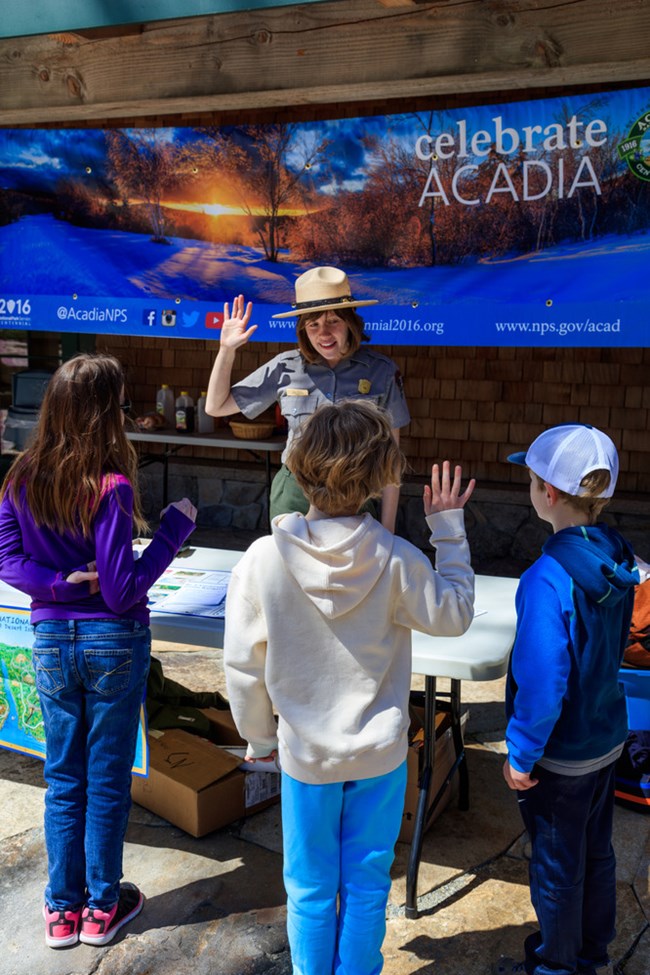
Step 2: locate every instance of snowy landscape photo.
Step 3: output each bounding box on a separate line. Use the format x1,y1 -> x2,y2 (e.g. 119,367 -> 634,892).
0,85 -> 649,345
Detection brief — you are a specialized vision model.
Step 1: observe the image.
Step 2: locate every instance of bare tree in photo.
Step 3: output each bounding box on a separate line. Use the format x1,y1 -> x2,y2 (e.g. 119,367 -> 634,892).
106,129 -> 186,243
194,124 -> 330,262
345,135 -> 428,266
405,110 -> 443,266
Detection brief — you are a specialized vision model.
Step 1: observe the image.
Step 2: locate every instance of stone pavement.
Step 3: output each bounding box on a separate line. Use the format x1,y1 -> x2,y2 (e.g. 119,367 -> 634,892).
1,642 -> 649,975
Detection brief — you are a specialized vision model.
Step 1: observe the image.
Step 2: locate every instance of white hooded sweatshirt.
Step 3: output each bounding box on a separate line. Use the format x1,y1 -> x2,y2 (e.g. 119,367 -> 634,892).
224,509 -> 474,785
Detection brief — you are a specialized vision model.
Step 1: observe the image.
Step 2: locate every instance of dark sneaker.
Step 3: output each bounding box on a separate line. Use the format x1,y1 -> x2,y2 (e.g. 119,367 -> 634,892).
79,882 -> 144,946
493,958 -> 527,975
43,904 -> 82,948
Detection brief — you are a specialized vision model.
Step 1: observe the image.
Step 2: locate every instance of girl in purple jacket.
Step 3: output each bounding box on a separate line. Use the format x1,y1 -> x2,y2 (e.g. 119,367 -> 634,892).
0,353 -> 196,949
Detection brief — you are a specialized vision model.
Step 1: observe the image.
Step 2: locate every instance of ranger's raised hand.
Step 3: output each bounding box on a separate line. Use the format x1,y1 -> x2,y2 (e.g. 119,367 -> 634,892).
219,294 -> 257,350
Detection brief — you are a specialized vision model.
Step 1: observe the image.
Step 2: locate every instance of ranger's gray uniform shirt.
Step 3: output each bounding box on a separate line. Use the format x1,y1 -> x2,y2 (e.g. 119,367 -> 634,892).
231,348 -> 410,463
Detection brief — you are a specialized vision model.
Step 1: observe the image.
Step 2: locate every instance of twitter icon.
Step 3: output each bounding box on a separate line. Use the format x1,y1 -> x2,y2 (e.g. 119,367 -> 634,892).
181,311 -> 199,328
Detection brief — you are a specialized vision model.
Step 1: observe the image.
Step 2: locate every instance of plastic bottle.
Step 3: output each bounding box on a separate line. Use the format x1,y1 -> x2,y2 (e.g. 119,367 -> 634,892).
156,384 -> 175,428
175,391 -> 195,433
196,390 -> 214,434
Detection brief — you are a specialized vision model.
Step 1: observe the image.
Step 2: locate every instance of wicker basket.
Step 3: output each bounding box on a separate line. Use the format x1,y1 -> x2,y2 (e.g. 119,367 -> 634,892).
229,420 -> 276,440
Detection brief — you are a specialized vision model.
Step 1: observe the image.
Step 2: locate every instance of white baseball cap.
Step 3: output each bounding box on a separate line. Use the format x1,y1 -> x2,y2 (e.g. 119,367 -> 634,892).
507,423 -> 619,498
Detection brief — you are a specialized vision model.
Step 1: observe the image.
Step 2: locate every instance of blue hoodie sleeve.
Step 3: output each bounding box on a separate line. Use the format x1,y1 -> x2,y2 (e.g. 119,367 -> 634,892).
0,494 -> 92,602
506,558 -> 573,773
93,482 -> 195,615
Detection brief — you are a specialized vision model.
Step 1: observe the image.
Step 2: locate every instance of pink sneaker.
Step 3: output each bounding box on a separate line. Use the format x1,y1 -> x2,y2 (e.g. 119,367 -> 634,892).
43,904 -> 82,948
79,882 -> 144,946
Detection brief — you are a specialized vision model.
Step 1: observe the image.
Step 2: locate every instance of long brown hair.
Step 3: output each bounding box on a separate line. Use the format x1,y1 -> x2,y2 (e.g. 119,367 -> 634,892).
0,353 -> 147,537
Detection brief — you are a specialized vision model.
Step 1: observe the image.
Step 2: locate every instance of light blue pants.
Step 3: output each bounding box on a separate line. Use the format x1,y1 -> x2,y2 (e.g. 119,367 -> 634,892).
281,762 -> 407,975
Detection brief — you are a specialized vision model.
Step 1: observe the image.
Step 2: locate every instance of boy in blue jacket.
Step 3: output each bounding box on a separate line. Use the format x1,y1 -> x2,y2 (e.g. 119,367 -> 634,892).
499,424 -> 639,975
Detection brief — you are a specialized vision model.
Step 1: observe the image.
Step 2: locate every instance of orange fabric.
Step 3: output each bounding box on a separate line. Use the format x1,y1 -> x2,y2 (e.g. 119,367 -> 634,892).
624,582 -> 650,668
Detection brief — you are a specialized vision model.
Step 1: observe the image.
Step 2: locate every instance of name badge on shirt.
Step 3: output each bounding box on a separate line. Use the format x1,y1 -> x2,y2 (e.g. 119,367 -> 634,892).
284,388 -> 309,396
358,379 -> 372,395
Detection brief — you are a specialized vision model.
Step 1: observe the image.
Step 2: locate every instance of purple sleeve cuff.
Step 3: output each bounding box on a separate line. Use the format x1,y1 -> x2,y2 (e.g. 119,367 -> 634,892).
50,571 -> 90,601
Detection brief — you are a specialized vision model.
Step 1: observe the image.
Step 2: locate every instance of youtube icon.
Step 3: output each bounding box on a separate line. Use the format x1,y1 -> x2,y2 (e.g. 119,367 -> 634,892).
205,311 -> 223,329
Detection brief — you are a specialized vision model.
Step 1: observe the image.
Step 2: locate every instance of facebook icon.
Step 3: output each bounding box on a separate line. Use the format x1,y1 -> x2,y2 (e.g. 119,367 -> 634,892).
142,309 -> 156,327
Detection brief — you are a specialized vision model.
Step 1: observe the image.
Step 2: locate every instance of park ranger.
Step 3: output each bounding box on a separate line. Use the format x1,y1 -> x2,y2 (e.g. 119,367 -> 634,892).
205,266 -> 410,530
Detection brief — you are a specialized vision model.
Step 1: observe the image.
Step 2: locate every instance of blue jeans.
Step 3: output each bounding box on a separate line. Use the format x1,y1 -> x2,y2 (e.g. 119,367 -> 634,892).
32,619 -> 151,912
516,762 -> 618,975
281,762 -> 407,975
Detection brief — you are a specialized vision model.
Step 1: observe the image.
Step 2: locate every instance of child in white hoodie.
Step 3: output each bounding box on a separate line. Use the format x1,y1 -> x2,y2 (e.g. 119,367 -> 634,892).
224,400 -> 475,975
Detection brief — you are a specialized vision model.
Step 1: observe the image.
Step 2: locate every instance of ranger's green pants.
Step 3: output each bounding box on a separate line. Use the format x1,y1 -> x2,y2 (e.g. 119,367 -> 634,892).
269,464 -> 377,522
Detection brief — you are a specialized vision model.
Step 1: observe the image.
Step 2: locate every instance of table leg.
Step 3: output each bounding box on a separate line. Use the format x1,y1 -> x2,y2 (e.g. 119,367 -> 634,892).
404,676 -> 469,919
161,444 -> 184,507
132,447 -> 170,507
450,678 -> 469,810
162,448 -> 170,507
405,675 -> 437,919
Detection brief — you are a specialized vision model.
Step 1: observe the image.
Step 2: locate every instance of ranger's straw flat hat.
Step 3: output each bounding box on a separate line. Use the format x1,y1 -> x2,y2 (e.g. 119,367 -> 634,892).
271,266 -> 379,319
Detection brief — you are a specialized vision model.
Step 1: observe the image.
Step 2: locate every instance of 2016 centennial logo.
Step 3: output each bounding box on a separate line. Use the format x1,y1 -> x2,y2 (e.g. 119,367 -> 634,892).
618,107 -> 650,181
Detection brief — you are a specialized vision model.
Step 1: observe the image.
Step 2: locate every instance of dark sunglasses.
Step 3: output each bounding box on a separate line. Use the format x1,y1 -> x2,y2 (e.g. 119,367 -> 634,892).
119,400 -> 131,414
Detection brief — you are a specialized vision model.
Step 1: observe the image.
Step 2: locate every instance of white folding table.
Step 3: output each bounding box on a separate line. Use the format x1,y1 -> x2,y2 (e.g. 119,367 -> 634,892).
0,546 -> 518,918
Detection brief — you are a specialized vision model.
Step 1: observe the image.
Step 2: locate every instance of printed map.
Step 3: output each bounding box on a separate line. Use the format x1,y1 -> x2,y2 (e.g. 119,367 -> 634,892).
0,609 -> 45,758
0,606 -> 147,772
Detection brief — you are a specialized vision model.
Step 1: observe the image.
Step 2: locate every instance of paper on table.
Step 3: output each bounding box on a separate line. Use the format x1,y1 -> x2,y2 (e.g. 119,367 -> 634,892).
147,568 -> 231,618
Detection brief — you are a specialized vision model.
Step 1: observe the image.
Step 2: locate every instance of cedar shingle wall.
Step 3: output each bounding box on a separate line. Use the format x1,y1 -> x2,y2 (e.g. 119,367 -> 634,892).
98,335 -> 650,495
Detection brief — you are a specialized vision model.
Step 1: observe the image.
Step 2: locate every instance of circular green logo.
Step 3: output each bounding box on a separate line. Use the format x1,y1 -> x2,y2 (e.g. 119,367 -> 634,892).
618,109 -> 650,181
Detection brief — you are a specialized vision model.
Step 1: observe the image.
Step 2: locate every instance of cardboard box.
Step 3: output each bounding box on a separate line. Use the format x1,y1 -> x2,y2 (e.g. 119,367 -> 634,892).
131,708 -> 280,837
398,704 -> 469,844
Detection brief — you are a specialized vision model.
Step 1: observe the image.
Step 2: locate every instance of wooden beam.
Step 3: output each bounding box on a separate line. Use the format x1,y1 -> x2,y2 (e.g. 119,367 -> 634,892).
2,60 -> 650,126
375,0 -> 435,7
0,0 -> 649,126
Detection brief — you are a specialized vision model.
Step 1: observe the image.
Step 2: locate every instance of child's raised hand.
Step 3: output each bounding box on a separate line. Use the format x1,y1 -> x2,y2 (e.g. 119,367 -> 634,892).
424,461 -> 476,516
219,294 -> 257,350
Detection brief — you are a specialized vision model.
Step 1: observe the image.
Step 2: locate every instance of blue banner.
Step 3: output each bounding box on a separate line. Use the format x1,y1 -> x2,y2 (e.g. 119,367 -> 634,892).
1,85 -> 649,346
